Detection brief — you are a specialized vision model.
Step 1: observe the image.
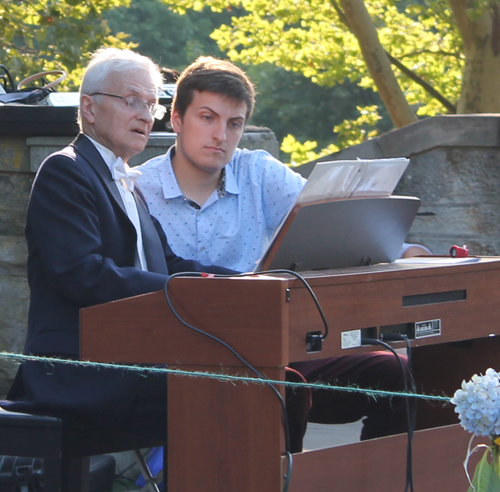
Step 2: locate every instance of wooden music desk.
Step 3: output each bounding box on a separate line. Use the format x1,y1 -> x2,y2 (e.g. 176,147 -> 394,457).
80,257 -> 500,491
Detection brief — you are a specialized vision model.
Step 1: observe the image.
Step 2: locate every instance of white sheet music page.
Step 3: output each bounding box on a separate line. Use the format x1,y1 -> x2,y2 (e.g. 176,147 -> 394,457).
296,157 -> 410,205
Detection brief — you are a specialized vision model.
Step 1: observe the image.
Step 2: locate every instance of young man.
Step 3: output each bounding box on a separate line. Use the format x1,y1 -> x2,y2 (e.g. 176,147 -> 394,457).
2,49 -> 232,437
137,57 -> 409,453
136,56 -> 305,272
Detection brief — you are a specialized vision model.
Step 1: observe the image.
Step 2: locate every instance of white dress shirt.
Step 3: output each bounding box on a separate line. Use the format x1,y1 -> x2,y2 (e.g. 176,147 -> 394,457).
86,136 -> 148,271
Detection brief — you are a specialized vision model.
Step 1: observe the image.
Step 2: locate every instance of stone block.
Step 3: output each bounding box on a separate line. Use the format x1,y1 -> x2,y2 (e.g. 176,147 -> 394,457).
0,173 -> 33,236
26,129 -> 279,172
0,137 -> 31,172
0,253 -> 29,396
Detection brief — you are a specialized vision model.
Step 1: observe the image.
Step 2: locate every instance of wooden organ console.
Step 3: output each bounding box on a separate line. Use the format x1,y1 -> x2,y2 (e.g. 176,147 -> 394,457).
80,257 -> 500,491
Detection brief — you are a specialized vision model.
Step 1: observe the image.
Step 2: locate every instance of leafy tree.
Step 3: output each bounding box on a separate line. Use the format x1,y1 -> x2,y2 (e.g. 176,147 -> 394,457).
158,0 -> 500,162
246,63 -> 391,152
104,0 -> 232,70
105,0 -> 389,156
282,104 -> 382,165
0,0 -> 133,90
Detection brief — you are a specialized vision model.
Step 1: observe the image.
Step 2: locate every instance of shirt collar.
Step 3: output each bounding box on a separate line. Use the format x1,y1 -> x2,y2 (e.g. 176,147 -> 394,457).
161,146 -> 240,200
159,147 -> 184,199
224,164 -> 239,196
85,135 -> 118,172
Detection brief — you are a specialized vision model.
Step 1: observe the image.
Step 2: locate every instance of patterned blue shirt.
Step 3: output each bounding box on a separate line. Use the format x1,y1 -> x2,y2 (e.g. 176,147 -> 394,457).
136,147 -> 306,271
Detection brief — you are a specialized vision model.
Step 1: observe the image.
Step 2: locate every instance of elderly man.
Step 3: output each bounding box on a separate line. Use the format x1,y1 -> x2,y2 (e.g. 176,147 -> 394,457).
2,48 -> 233,439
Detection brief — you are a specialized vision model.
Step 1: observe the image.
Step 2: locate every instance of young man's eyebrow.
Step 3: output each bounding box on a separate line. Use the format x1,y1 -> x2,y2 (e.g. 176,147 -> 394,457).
197,105 -> 218,115
198,106 -> 246,120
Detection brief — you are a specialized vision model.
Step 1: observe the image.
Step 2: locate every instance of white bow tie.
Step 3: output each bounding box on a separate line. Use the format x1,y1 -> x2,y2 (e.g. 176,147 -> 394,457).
110,157 -> 142,192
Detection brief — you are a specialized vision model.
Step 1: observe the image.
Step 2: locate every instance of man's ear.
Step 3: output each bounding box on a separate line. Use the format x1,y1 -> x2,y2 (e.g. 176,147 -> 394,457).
171,109 -> 182,134
80,94 -> 95,124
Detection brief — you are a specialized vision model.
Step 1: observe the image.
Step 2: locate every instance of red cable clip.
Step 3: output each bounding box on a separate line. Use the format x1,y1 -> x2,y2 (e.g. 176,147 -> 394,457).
449,245 -> 469,257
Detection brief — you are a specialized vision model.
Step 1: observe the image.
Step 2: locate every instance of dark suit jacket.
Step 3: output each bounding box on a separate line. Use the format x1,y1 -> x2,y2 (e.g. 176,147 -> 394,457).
4,134 -> 233,426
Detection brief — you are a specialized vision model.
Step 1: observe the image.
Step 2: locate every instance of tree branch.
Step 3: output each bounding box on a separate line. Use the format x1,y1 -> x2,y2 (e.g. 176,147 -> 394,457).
400,49 -> 462,60
385,51 -> 457,113
331,0 -> 456,114
336,0 -> 418,127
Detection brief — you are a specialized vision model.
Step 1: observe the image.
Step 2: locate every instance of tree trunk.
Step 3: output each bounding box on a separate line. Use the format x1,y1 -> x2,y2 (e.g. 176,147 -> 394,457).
337,0 -> 418,128
449,0 -> 500,113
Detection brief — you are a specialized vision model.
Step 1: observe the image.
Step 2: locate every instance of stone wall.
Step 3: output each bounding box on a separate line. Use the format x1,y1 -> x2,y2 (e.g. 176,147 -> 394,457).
296,114 -> 500,257
0,130 -> 279,397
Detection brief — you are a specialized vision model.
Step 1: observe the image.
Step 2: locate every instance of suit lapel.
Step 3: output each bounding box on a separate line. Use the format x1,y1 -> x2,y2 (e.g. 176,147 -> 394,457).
73,134 -> 168,275
134,188 -> 168,274
72,134 -> 127,215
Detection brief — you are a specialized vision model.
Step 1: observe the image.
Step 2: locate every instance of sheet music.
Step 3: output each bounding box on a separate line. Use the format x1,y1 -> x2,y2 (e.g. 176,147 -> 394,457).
296,157 -> 409,205
254,157 -> 412,271
395,257 -> 480,265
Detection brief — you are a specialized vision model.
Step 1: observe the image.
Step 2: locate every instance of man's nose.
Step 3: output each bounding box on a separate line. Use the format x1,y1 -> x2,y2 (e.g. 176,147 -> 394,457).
212,121 -> 226,141
138,105 -> 154,123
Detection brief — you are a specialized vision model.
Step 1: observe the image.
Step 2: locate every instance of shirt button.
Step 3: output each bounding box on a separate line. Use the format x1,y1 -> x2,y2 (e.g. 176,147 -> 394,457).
200,247 -> 206,252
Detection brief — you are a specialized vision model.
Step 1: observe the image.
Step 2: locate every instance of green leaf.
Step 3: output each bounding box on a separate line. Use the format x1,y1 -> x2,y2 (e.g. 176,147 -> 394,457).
467,447 -> 500,492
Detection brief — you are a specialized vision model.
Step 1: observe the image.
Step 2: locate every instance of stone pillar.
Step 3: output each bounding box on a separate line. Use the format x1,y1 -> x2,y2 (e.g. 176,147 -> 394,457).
0,137 -> 32,396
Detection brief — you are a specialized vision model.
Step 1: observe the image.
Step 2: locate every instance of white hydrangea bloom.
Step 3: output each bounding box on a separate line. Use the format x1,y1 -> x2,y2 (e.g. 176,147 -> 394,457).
451,368 -> 500,437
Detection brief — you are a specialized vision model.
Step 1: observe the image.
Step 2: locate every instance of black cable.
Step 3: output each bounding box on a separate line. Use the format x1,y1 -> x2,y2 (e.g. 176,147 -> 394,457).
400,335 -> 417,492
0,64 -> 15,92
163,271 -> 298,492
363,336 -> 415,492
255,269 -> 329,340
380,334 -> 417,492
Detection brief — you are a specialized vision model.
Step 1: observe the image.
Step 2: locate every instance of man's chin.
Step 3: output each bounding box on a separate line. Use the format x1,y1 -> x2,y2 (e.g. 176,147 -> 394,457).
199,161 -> 228,175
130,137 -> 149,153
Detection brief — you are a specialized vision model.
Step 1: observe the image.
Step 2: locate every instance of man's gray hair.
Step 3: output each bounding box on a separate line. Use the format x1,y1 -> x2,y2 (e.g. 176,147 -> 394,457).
78,48 -> 163,128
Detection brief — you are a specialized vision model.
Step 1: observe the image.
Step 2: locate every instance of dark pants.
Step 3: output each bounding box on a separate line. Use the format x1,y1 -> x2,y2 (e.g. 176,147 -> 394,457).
286,352 -> 409,452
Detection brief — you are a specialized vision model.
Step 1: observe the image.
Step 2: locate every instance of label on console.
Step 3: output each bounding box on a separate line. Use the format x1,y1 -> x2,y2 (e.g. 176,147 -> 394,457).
341,329 -> 362,349
415,319 -> 441,339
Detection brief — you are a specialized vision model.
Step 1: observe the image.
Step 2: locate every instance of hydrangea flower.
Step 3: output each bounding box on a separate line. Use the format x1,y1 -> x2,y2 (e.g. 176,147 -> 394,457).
451,368 -> 500,437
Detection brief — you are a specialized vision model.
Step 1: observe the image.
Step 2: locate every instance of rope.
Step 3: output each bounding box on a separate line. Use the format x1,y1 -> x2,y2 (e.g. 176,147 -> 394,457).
0,351 -> 451,403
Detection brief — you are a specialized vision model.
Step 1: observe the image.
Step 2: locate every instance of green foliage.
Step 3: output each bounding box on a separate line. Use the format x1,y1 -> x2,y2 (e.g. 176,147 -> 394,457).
281,135 -> 332,167
158,0 -> 466,158
202,0 -> 463,118
334,105 -> 381,149
0,0 -> 134,90
281,105 -> 381,165
247,63 -> 391,153
104,0 -> 234,71
467,445 -> 500,492
104,2 -> 388,157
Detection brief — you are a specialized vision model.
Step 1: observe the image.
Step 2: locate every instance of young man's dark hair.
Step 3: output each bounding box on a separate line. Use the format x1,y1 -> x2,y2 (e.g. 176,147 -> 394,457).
172,56 -> 256,121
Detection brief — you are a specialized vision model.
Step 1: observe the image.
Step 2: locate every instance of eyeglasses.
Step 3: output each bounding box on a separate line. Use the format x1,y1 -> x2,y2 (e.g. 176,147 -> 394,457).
89,92 -> 167,120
